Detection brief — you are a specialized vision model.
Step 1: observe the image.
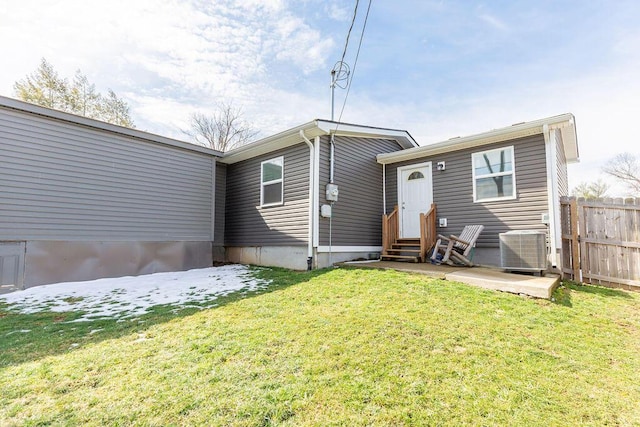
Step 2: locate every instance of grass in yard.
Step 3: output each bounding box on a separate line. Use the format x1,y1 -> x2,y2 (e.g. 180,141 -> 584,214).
1,267 -> 639,426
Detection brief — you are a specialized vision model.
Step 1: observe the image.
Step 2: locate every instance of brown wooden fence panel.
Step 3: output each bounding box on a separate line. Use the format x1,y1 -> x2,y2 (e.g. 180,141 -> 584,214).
560,197 -> 580,281
561,197 -> 640,290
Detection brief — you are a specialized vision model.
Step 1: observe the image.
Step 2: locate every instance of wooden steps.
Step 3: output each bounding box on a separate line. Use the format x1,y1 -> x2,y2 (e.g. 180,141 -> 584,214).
381,238 -> 422,262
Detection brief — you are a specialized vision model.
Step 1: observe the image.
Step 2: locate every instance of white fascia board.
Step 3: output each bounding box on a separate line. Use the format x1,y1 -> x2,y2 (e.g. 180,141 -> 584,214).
220,120 -> 325,164
556,119 -> 579,163
377,113 -> 578,165
221,120 -> 418,164
0,95 -> 223,157
316,120 -> 418,149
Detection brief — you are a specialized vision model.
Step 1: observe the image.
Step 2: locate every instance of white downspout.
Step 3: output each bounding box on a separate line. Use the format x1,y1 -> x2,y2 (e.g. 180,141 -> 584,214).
382,163 -> 386,214
543,123 -> 559,268
300,129 -> 315,270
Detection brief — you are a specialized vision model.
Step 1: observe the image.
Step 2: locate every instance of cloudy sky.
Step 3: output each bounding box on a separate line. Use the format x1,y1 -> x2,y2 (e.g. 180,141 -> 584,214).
1,0 -> 639,194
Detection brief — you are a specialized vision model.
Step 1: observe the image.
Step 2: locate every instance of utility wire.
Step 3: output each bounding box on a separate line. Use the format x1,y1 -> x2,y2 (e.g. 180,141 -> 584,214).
337,0 -> 372,123
339,0 -> 360,67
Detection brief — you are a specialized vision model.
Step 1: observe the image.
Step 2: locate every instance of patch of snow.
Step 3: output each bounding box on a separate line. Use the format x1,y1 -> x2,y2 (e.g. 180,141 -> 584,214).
5,329 -> 31,336
0,265 -> 270,321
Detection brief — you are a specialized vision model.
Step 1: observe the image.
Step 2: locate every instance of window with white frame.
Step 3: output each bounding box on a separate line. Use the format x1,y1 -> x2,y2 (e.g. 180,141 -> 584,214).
261,156 -> 284,206
472,146 -> 516,202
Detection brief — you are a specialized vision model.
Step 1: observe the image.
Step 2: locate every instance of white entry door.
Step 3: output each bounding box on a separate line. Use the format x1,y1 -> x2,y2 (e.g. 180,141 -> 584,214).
398,163 -> 433,238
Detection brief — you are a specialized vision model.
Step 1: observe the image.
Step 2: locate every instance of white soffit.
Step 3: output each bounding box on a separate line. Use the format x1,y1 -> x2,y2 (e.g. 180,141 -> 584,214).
220,121 -> 322,164
377,113 -> 579,165
316,120 -> 418,149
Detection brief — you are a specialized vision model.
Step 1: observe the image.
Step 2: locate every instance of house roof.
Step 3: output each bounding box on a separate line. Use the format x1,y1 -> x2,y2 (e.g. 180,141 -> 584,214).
219,119 -> 418,164
2,96 -> 577,168
0,95 -> 224,157
376,113 -> 579,165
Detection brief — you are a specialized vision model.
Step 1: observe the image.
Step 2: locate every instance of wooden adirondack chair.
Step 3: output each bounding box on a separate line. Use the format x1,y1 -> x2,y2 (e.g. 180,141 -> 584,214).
430,225 -> 484,266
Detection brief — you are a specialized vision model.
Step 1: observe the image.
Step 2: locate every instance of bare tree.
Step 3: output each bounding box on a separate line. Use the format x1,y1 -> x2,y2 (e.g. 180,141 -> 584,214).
483,150 -> 506,197
185,102 -> 258,152
602,153 -> 640,196
571,179 -> 609,199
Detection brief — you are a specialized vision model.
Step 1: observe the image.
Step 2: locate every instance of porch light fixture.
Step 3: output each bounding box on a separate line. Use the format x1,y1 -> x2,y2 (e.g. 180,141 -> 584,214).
436,161 -> 446,171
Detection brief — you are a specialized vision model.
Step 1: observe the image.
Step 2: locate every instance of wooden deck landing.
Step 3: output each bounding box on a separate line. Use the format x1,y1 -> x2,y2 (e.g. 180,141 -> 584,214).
342,260 -> 560,299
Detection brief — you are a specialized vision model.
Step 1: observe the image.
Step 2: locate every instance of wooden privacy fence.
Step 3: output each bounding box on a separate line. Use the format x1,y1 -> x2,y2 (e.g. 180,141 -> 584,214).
561,197 -> 640,290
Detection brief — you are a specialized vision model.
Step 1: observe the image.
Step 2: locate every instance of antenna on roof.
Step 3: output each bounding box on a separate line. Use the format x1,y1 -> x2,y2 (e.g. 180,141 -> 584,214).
330,61 -> 350,121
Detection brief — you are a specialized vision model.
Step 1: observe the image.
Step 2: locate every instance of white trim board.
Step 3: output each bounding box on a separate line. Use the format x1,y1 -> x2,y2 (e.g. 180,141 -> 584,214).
377,113 -> 578,165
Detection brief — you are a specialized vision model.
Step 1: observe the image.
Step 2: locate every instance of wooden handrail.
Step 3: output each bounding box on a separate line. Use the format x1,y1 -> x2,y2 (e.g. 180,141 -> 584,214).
382,205 -> 399,255
419,203 -> 437,262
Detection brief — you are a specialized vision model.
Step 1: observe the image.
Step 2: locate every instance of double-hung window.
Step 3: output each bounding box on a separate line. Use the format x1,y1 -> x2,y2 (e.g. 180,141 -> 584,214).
472,146 -> 516,202
261,156 -> 284,206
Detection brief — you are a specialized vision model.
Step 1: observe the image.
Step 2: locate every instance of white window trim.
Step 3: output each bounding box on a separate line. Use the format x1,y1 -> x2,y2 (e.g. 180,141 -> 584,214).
472,145 -> 517,203
260,156 -> 284,207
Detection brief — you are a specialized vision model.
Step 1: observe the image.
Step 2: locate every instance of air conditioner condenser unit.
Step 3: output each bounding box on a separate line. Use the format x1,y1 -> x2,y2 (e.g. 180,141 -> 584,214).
499,230 -> 548,273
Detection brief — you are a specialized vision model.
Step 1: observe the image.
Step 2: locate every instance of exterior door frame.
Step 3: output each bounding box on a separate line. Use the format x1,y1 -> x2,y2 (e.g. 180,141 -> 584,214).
397,162 -> 433,238
0,241 -> 26,289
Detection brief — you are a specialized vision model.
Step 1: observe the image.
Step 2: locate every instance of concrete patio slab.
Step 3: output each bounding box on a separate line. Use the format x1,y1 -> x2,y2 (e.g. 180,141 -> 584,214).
342,260 -> 559,299
445,268 -> 559,299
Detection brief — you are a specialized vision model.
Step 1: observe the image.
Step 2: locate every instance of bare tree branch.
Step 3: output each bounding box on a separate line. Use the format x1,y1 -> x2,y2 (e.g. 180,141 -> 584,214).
602,153 -> 640,195
184,102 -> 258,152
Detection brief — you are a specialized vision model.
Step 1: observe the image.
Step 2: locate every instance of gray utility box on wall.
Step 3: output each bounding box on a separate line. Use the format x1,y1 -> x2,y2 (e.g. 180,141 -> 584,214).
499,230 -> 547,273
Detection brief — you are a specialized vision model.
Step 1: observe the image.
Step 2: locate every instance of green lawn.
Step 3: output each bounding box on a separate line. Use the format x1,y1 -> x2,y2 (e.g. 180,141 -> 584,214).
1,267 -> 639,426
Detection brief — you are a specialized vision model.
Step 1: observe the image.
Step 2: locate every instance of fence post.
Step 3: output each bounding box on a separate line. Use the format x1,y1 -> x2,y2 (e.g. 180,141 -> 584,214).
570,197 -> 580,281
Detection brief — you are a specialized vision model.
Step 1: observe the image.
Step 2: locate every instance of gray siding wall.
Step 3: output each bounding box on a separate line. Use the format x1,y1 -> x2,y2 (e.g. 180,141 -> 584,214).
225,143 -> 309,246
556,129 -> 569,197
319,136 -> 403,246
385,134 -> 549,247
213,163 -> 226,246
0,107 -> 215,241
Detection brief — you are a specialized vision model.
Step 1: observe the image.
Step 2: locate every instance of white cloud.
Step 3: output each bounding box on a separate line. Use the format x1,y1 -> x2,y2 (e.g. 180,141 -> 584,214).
1,0 -> 639,199
0,0 -> 334,137
478,13 -> 509,31
326,2 -> 351,22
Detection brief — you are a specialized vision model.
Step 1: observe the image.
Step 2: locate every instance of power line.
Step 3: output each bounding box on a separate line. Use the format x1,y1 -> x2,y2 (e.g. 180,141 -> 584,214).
339,0 -> 360,67
338,0 -> 372,123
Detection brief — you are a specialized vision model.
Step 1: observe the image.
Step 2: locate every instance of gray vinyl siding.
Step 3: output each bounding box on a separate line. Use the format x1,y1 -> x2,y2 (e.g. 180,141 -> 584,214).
213,163 -> 226,246
224,143 -> 309,246
0,106 -> 215,241
555,129 -> 569,197
319,136 -> 403,246
385,134 -> 548,247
